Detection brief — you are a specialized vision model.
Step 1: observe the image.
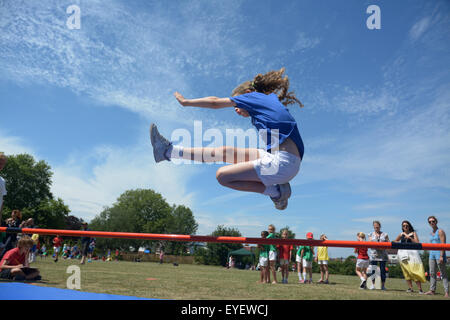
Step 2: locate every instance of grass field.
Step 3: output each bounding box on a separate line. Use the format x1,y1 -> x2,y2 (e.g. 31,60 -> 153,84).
6,258 -> 449,300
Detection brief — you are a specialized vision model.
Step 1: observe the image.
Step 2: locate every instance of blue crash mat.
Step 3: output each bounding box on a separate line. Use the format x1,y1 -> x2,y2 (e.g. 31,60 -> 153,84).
0,282 -> 155,300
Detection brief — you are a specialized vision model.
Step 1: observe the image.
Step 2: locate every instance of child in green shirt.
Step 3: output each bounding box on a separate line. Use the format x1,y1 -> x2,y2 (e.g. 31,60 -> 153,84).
267,224 -> 278,284
258,231 -> 270,283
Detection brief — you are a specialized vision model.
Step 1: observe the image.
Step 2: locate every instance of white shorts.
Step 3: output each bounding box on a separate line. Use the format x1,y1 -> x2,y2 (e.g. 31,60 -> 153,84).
318,260 -> 328,265
259,256 -> 268,267
296,254 -> 302,263
253,150 -> 301,187
303,260 -> 312,268
53,247 -> 60,253
269,251 -> 277,261
279,259 -> 289,265
356,259 -> 369,269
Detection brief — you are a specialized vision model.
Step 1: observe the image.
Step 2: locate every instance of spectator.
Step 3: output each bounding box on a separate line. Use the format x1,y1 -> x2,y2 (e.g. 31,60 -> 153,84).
0,236 -> 41,281
316,234 -> 329,284
258,231 -> 270,283
299,232 -> 315,284
355,232 -> 373,289
52,235 -> 62,262
80,222 -> 91,265
30,231 -> 39,263
277,229 -> 293,284
62,243 -> 69,259
0,152 -> 7,227
1,210 -> 23,259
40,244 -> 47,259
295,244 -> 304,283
88,239 -> 95,262
355,232 -> 370,289
368,221 -> 390,290
18,218 -> 34,242
394,220 -> 426,294
425,216 -> 448,297
267,224 -> 278,284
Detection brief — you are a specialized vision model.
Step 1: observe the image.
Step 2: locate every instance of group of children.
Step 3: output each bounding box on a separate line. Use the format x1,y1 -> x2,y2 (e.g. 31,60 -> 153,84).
52,235 -> 96,263
258,225 -> 330,285
257,225 -> 379,289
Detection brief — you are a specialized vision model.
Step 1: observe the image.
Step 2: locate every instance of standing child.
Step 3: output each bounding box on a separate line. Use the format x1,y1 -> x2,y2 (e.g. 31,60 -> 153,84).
355,232 -> 370,289
258,231 -> 270,283
277,229 -> 293,284
150,68 -> 304,210
267,224 -> 278,284
295,245 -> 304,283
316,234 -> 329,284
52,235 -> 62,263
299,232 -> 315,284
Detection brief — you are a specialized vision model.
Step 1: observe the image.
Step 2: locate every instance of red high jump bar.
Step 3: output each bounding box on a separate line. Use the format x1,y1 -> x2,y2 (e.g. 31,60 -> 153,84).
1,227 -> 449,251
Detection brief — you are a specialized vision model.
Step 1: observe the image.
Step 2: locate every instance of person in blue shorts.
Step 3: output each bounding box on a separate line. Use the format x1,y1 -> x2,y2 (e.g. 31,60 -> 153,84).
150,68 -> 304,210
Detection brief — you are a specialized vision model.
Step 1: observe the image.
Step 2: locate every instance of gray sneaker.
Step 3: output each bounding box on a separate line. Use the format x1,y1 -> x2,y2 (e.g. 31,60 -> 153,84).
150,123 -> 172,163
270,183 -> 291,210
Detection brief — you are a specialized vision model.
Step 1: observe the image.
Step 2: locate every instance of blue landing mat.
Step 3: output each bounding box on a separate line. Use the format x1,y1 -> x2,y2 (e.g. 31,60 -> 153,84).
0,282 -> 154,300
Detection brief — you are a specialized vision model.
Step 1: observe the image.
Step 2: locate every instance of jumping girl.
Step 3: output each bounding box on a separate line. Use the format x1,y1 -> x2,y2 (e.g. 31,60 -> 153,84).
150,68 -> 304,210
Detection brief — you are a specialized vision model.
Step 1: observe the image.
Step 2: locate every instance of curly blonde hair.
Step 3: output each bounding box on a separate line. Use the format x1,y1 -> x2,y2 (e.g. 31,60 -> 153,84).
231,68 -> 304,108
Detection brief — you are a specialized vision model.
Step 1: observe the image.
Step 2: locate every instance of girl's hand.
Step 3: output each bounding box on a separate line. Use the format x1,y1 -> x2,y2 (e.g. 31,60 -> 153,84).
174,92 -> 187,106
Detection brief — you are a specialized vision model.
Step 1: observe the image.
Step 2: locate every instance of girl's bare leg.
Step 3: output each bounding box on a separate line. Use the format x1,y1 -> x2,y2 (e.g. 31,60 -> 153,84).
216,161 -> 266,194
416,281 -> 423,291
180,146 -> 260,164
270,261 -> 277,284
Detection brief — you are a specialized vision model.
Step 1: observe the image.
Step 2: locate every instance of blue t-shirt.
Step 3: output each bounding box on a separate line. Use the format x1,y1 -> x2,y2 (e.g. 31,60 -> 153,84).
230,92 -> 304,158
429,228 -> 447,261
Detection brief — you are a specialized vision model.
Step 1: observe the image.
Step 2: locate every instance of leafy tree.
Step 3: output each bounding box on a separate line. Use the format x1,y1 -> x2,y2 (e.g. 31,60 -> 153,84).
90,189 -> 172,251
194,225 -> 243,266
165,205 -> 198,255
0,154 -> 70,230
89,189 -> 198,254
1,154 -> 53,212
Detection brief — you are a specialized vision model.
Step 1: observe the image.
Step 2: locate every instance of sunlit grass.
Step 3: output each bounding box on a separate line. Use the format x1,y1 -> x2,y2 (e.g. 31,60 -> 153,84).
9,258 -> 448,300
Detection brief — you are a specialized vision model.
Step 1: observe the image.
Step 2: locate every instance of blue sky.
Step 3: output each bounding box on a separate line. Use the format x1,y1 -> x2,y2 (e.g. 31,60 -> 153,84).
1,0 -> 449,257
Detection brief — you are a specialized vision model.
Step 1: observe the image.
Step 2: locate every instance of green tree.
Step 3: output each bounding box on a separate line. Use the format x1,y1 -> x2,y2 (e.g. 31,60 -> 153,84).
0,154 -> 70,229
1,154 -> 53,211
165,205 -> 198,255
89,189 -> 198,254
194,225 -> 243,266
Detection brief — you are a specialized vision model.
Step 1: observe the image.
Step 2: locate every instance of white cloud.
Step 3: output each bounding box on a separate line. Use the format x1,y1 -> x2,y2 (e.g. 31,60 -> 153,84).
0,0 -> 264,128
291,32 -> 320,52
409,16 -> 431,41
51,141 -> 200,221
353,202 -> 399,211
0,129 -> 200,222
0,131 -> 35,156
352,216 -> 400,225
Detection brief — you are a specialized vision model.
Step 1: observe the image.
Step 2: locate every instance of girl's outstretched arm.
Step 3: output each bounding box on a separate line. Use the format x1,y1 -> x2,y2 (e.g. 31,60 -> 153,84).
174,92 -> 236,109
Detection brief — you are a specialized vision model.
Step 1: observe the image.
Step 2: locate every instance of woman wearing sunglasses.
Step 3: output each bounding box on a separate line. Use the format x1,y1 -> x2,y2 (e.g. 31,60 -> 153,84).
425,216 -> 448,297
394,221 -> 426,294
